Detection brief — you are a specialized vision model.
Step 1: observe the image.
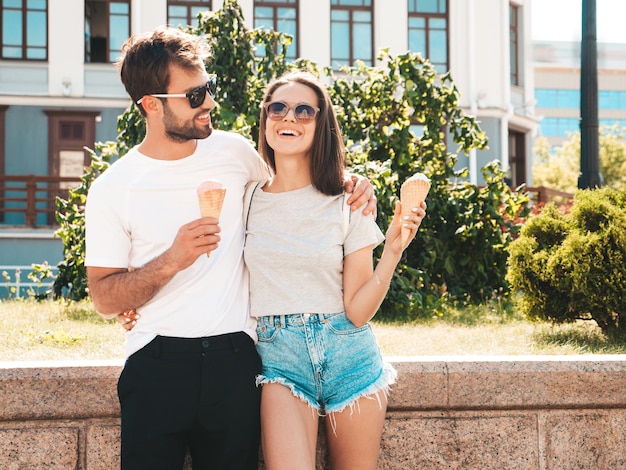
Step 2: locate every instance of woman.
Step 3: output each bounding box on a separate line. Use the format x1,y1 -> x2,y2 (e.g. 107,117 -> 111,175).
244,71 -> 426,470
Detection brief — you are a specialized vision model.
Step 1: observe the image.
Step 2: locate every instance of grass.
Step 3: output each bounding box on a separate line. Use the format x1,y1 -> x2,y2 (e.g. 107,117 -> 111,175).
0,299 -> 126,362
1,298 -> 625,362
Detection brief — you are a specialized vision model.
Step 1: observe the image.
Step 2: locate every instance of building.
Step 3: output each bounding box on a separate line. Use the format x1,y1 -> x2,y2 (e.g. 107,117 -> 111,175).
0,0 -> 536,295
534,39 -> 626,148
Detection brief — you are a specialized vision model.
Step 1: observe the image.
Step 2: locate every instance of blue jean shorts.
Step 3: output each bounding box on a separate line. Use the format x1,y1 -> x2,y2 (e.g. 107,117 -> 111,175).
255,312 -> 397,414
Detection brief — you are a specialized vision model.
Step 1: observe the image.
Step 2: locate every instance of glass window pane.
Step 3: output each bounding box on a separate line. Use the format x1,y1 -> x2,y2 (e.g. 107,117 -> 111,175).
331,22 -> 350,65
3,46 -> 22,58
256,6 -> 273,21
5,0 -> 23,8
535,89 -> 556,108
110,2 -> 129,14
564,118 -> 579,134
408,29 -> 425,52
109,15 -> 129,61
3,11 -> 23,46
599,91 -> 617,110
277,7 -> 296,21
27,0 -> 46,8
417,0 -> 439,13
168,5 -> 187,26
26,46 -> 46,59
408,16 -> 425,28
27,11 -> 46,47
353,11 -> 371,22
429,30 -> 447,63
561,90 -> 579,108
540,118 -> 557,136
331,10 -> 350,21
430,18 -> 446,29
353,23 -> 371,62
190,6 -> 207,18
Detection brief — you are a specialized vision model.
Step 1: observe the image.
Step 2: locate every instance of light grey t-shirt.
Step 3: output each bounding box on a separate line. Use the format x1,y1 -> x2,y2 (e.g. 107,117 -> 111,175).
244,184 -> 385,317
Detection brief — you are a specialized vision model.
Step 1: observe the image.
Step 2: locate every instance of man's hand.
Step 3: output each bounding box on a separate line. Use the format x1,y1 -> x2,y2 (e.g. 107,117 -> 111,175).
343,174 -> 377,218
166,216 -> 222,266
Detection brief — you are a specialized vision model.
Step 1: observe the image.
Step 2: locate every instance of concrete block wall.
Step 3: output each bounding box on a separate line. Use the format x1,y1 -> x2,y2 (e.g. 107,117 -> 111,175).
1,356 -> 626,469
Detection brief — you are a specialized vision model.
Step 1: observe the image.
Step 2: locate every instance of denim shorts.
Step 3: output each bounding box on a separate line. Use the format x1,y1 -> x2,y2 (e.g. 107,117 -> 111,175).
255,312 -> 397,414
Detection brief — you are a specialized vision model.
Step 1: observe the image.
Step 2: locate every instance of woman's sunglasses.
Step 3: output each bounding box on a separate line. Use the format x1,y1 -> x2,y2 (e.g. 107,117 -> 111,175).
265,101 -> 320,123
138,74 -> 217,109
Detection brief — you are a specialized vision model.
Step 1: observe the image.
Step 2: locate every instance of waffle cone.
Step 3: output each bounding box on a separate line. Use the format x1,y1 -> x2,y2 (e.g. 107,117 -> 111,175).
400,177 -> 430,244
197,188 -> 226,257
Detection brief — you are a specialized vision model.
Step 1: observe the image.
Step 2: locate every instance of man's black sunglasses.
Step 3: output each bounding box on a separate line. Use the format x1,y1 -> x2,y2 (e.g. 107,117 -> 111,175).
138,74 -> 217,109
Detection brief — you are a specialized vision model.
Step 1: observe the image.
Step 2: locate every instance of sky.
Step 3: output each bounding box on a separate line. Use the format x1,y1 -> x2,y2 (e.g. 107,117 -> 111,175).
532,0 -> 626,43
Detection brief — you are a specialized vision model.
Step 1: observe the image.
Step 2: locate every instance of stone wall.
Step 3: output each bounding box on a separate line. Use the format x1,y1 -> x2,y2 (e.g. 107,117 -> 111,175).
1,356 -> 626,469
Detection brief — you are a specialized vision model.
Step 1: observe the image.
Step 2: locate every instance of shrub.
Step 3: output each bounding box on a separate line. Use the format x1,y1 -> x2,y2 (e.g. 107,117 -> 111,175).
507,187 -> 626,339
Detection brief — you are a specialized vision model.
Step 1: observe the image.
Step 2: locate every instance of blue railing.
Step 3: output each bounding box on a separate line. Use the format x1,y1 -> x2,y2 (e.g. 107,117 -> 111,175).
0,265 -> 58,300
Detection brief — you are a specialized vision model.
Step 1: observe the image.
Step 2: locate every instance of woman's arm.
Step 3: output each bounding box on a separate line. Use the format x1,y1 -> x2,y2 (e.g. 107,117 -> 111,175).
343,201 -> 425,326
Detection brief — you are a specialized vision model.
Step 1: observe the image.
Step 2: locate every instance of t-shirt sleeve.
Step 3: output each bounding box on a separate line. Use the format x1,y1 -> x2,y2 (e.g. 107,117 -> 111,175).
84,177 -> 131,268
237,134 -> 272,183
343,201 -> 385,257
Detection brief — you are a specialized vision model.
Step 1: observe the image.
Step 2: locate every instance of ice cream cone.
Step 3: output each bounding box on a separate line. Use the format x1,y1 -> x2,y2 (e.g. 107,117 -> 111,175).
400,173 -> 431,244
197,180 -> 226,257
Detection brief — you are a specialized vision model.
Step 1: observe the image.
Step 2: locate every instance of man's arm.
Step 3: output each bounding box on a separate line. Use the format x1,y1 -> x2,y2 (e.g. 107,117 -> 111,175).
88,216 -> 221,316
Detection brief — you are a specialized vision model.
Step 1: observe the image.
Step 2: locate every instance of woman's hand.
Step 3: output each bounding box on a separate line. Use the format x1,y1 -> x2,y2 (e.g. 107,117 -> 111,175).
117,309 -> 140,331
385,200 -> 427,253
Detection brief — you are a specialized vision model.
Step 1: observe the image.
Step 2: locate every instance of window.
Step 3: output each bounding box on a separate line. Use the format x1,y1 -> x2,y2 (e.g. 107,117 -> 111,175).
509,3 -> 521,86
254,0 -> 298,60
508,129 -> 526,186
331,0 -> 373,68
537,89 -> 626,111
1,0 -> 47,60
85,0 -> 130,63
599,90 -> 626,110
535,89 -> 580,109
539,117 -> 579,137
407,0 -> 448,73
167,0 -> 212,28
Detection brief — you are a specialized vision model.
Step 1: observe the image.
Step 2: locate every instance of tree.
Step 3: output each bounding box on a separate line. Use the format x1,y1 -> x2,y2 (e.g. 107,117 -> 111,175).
532,126 -> 626,193
52,0 -> 528,319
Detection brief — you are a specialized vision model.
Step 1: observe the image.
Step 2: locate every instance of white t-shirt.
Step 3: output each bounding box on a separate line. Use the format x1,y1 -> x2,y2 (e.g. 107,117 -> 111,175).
85,130 -> 270,357
244,185 -> 385,317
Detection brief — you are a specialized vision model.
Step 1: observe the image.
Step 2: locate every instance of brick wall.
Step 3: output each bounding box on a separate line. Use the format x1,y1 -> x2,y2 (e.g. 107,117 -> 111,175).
2,356 -> 626,469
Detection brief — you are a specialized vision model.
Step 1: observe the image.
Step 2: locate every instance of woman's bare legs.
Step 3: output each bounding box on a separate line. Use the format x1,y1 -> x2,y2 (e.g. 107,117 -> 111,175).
260,383 -> 319,470
325,392 -> 387,470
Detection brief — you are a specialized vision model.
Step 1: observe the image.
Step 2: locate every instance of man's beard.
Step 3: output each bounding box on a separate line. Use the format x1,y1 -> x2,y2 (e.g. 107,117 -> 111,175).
162,102 -> 213,142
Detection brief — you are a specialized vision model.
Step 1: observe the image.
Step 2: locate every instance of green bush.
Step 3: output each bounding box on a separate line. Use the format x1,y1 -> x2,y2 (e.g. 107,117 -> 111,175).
507,187 -> 626,339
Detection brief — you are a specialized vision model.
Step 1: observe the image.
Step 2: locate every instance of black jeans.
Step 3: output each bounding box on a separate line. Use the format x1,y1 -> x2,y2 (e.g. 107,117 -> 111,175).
117,332 -> 262,470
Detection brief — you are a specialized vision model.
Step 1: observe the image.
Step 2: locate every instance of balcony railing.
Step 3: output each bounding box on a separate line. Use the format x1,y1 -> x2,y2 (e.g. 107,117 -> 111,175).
0,174 -> 81,228
524,186 -> 574,205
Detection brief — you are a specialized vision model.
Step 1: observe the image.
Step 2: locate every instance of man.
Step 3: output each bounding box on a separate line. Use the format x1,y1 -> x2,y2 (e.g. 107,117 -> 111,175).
85,27 -> 374,470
